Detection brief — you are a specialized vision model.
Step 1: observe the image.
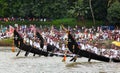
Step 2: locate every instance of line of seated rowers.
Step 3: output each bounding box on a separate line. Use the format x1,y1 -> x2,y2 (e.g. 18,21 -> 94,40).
79,42 -> 120,59
23,35 -> 44,50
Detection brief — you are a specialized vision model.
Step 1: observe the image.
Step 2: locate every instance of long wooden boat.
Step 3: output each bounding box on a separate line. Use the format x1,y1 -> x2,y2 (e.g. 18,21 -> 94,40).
67,32 -> 120,62
14,29 -> 52,56
14,29 -> 72,57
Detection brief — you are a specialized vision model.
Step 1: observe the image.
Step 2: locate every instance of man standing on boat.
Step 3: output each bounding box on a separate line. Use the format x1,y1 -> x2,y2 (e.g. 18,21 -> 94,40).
69,45 -> 78,62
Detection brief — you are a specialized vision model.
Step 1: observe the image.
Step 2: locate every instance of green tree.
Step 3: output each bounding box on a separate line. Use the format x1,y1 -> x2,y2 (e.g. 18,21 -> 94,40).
89,0 -> 95,25
83,0 -> 108,21
107,1 -> 120,24
68,0 -> 89,25
19,0 -> 34,17
0,0 -> 10,17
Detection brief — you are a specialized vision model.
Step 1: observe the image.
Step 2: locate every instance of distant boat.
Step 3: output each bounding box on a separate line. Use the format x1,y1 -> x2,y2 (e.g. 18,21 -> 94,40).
67,32 -> 120,62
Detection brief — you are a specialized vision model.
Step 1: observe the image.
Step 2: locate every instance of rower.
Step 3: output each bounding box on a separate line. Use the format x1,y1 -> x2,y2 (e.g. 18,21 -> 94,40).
70,54 -> 78,62
33,38 -> 37,56
62,45 -> 68,62
24,37 -> 33,56
70,45 -> 78,62
15,35 -> 22,56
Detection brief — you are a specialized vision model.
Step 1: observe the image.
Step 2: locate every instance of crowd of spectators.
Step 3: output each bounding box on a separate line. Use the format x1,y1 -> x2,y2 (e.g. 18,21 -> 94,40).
1,24 -> 120,59
0,17 -> 47,22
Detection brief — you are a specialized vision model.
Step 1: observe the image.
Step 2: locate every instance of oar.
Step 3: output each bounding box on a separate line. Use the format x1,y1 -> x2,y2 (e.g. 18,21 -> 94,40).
24,45 -> 32,57
16,41 -> 21,56
16,50 -> 21,56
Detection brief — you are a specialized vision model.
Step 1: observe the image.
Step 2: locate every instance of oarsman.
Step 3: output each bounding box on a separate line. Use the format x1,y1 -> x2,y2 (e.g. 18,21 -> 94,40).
26,36 -> 30,45
91,43 -> 98,54
85,42 -> 92,51
101,45 -> 106,56
29,38 -> 33,46
117,50 -> 120,59
36,40 -> 41,50
43,42 -> 47,52
70,54 -> 78,62
70,45 -> 78,62
24,37 -> 34,57
62,45 -> 68,62
112,47 -> 118,58
50,39 -> 53,45
53,42 -> 59,52
56,42 -> 60,49
62,43 -> 65,53
80,42 -> 86,50
33,38 -> 37,56
104,49 -> 109,57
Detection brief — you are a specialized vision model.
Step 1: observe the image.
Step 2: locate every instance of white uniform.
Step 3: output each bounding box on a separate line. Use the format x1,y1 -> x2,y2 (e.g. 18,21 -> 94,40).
23,37 -> 27,43
62,44 -> 65,51
92,47 -> 98,54
112,49 -> 118,58
26,38 -> 29,44
36,42 -> 41,49
56,42 -> 60,49
29,40 -> 33,46
43,45 -> 47,51
80,44 -> 86,50
85,44 -> 92,51
33,41 -> 37,48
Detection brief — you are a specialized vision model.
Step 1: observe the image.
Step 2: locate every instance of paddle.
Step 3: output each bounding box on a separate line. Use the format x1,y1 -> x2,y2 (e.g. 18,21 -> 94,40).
14,31 -> 22,56
16,50 -> 21,56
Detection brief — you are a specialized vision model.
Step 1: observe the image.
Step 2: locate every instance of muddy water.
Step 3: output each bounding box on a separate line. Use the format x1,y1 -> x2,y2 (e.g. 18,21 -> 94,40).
0,50 -> 120,73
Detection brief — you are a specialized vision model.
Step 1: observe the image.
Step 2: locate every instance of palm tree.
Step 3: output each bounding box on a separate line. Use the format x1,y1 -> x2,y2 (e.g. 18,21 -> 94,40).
89,0 -> 95,25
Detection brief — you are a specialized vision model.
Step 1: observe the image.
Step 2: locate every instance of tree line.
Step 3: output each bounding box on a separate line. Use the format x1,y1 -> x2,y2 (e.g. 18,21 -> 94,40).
0,0 -> 120,24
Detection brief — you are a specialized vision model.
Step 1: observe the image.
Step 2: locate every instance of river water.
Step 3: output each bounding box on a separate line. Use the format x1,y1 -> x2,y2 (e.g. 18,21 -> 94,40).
0,49 -> 120,73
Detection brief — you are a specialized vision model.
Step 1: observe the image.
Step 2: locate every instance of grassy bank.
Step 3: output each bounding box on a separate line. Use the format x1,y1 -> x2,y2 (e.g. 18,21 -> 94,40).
0,39 -> 13,46
0,18 -> 104,28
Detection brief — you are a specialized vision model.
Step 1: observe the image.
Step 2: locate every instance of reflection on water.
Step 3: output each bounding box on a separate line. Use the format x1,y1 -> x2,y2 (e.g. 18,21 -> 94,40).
0,51 -> 120,73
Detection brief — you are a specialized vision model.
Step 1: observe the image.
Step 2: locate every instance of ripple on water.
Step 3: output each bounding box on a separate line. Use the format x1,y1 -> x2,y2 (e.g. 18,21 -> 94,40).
1,52 -> 120,73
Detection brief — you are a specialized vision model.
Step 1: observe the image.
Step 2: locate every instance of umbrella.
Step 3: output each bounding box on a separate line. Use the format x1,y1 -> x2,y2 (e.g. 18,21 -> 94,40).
112,41 -> 120,47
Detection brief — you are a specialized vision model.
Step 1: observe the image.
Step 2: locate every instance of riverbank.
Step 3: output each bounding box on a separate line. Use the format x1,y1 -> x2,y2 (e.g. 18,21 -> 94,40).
0,39 -> 13,46
0,46 -> 17,51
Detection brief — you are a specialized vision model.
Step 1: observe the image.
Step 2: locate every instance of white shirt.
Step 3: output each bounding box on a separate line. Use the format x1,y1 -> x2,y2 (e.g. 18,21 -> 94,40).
56,42 -> 60,49
92,47 -> 98,54
80,44 -> 85,50
33,41 -> 37,48
26,38 -> 29,44
29,40 -> 33,46
43,45 -> 47,51
36,42 -> 40,49
62,44 -> 65,51
85,44 -> 92,51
